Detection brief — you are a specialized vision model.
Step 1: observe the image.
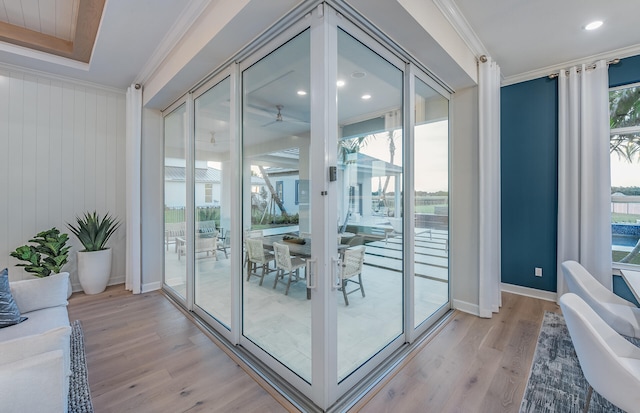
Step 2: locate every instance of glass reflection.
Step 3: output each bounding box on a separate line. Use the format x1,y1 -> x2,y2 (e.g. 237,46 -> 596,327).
164,103 -> 188,299
413,77 -> 449,329
194,77 -> 232,328
336,29 -> 404,381
242,29 -> 312,382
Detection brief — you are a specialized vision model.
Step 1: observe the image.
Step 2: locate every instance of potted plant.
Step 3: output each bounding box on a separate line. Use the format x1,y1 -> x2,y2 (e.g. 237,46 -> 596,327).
67,211 -> 121,294
10,228 -> 70,278
10,228 -> 72,296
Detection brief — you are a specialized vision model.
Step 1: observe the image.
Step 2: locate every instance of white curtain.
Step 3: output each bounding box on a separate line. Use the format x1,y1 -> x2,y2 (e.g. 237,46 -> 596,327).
478,56 -> 502,318
557,60 -> 611,300
125,85 -> 142,294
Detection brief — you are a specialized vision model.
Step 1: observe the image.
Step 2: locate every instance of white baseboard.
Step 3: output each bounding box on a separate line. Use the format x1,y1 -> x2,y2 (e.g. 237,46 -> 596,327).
142,281 -> 162,293
71,274 -> 126,293
501,282 -> 557,302
452,299 -> 479,316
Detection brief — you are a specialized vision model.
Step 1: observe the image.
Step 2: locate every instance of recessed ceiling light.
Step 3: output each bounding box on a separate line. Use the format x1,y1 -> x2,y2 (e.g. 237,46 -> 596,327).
351,71 -> 366,79
584,20 -> 603,30
361,94 -> 371,100
297,90 -> 307,96
336,80 -> 345,87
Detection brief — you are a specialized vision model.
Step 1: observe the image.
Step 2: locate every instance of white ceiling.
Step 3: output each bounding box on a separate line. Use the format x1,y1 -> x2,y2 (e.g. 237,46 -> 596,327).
452,0 -> 640,83
0,0 -> 79,42
1,0 -> 639,90
0,0 -> 192,89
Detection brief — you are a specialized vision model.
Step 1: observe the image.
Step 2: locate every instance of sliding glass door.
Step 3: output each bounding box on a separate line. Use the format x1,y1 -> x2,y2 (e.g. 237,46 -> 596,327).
193,76 -> 232,329
241,28 -> 313,382
161,4 -> 450,409
413,76 -> 450,331
163,103 -> 188,302
335,28 -> 404,382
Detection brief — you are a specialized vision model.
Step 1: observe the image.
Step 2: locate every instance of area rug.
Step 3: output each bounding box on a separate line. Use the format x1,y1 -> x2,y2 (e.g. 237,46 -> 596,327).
520,311 -> 630,413
69,320 -> 94,413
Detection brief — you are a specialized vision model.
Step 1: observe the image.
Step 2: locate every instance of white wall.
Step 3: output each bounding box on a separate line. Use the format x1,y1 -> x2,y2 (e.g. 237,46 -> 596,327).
450,85 -> 480,314
0,66 -> 127,291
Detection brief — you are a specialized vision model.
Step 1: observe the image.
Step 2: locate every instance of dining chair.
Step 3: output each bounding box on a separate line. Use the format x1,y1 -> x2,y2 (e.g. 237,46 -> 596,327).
245,238 -> 274,286
243,229 -> 264,268
560,293 -> 640,412
216,229 -> 229,258
561,260 -> 640,338
272,242 -> 306,295
339,245 -> 366,305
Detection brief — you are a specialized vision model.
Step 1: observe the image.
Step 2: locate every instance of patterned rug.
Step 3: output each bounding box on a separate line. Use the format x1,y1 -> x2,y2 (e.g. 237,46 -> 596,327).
69,320 -> 94,413
520,311 -> 632,413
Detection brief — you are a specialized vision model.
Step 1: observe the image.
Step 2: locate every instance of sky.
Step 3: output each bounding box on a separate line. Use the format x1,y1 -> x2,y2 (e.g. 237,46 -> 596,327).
611,154 -> 640,188
359,120 -> 449,193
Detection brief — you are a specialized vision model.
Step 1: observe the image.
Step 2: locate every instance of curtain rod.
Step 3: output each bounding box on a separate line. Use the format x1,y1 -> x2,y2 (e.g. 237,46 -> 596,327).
548,58 -> 620,79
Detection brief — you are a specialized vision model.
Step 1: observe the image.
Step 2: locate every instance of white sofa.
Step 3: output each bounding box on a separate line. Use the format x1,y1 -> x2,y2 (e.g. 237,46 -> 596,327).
0,272 -> 72,413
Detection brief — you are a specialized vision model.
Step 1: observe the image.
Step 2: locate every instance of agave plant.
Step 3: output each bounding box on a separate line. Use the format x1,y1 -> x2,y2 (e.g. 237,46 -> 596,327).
67,211 -> 121,252
10,228 -> 70,277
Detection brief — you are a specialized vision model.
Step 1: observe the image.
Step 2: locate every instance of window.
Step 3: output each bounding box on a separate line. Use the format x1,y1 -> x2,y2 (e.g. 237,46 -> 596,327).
295,180 -> 299,205
610,82 -> 640,266
204,183 -> 213,204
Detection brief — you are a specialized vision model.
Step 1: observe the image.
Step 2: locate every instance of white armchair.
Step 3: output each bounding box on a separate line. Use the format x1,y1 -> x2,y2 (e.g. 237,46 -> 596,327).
561,260 -> 640,338
560,293 -> 640,412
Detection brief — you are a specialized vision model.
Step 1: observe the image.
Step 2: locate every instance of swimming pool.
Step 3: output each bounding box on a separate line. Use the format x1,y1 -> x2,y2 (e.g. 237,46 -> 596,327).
613,234 -> 640,248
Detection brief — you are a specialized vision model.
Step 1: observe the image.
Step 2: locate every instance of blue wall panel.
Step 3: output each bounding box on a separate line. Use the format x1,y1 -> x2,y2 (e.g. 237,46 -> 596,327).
610,54 -> 640,87
499,54 -> 640,293
501,77 -> 558,291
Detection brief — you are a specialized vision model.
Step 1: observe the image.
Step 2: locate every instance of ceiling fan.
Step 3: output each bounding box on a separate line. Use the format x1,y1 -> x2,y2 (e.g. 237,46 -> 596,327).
260,104 -> 311,128
261,105 -> 284,127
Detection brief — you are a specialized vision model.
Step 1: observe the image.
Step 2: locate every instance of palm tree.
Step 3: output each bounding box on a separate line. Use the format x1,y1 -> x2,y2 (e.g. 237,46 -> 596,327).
610,86 -> 640,162
610,86 -> 640,263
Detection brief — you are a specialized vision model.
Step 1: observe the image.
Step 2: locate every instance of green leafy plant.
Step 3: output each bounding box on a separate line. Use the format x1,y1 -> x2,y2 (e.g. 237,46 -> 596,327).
10,228 -> 70,277
67,211 -> 121,252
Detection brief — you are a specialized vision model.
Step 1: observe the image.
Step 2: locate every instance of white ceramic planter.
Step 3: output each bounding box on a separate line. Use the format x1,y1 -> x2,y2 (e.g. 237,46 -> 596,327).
77,248 -> 112,294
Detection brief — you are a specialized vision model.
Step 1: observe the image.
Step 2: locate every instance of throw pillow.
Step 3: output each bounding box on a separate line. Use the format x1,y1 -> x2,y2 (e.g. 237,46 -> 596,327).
0,268 -> 27,328
10,272 -> 69,314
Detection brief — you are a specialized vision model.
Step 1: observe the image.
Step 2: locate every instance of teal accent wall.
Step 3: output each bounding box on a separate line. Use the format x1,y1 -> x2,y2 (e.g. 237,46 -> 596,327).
610,54 -> 640,87
500,54 -> 640,293
501,77 -> 558,291
613,275 -> 640,306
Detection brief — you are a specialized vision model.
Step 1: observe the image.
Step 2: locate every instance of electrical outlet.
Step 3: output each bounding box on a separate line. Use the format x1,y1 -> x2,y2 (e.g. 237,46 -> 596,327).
535,267 -> 543,277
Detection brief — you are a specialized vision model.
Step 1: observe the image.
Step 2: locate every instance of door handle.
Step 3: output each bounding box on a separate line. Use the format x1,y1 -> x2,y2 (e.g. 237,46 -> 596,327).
331,256 -> 341,290
306,258 -> 317,289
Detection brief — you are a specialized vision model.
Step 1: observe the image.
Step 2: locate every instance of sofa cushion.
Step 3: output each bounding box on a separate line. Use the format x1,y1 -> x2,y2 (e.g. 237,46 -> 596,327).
0,305 -> 69,342
0,268 -> 27,328
10,272 -> 69,314
0,349 -> 68,413
0,325 -> 71,371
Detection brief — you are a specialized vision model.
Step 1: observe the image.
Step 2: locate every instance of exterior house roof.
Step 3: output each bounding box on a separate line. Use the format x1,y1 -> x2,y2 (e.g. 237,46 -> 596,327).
165,166 -> 265,185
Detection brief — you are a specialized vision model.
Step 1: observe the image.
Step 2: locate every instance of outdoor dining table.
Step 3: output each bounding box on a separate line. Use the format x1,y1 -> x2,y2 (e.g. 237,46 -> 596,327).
260,234 -> 349,298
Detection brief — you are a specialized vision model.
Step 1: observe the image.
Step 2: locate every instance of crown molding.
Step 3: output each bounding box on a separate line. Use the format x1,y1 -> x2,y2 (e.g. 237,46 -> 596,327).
0,40 -> 90,71
432,0 -> 487,58
502,43 -> 640,86
135,0 -> 211,86
0,60 -> 124,94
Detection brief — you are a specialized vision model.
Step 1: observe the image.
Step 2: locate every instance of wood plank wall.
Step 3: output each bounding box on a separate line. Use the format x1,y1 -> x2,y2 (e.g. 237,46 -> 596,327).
0,66 -> 126,290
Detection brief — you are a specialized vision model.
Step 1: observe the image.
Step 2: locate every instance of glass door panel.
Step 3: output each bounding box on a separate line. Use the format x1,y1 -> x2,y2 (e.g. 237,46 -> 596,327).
413,77 -> 449,329
194,77 -> 232,328
242,29 -> 312,382
336,29 -> 404,381
164,103 -> 188,300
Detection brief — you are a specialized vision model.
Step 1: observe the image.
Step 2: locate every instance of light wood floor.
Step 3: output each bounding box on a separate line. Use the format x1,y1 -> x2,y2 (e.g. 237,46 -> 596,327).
68,286 -> 559,413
